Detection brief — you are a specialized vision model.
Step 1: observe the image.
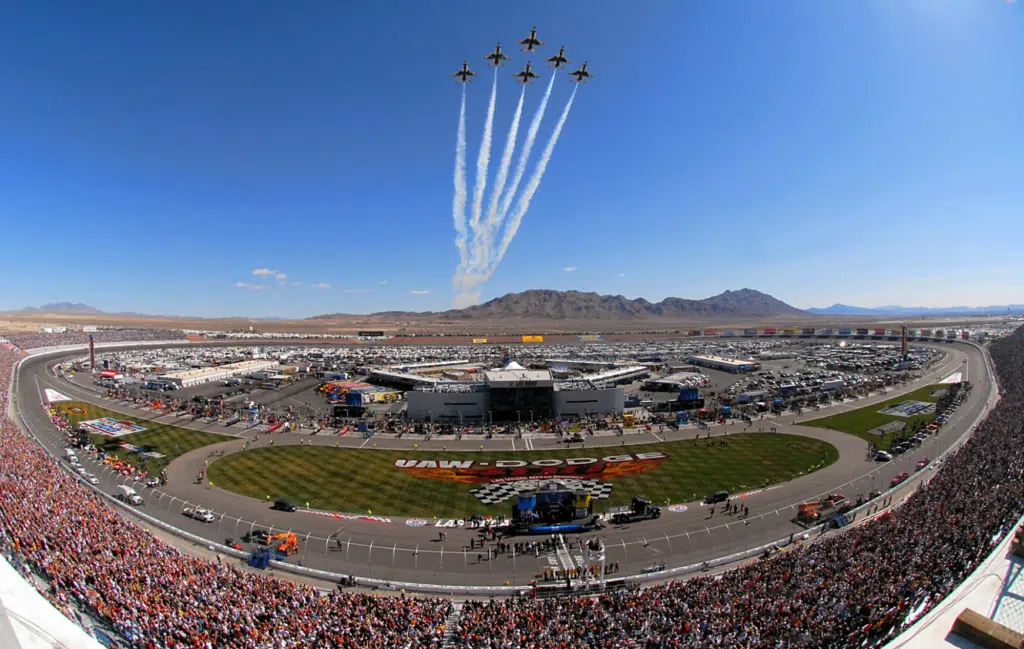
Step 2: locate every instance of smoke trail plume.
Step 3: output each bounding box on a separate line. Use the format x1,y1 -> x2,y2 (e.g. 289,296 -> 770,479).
489,85 -> 578,275
474,85 -> 525,273
467,69 -> 498,271
452,86 -> 469,288
494,71 -> 556,240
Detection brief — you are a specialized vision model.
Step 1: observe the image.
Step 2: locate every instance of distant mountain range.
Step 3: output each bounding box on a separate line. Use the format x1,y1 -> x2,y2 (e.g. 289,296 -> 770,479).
11,302 -> 108,315
807,303 -> 1023,317
309,288 -> 806,321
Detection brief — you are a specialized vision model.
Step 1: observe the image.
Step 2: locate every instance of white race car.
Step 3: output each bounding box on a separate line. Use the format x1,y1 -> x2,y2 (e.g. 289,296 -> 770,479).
182,507 -> 216,523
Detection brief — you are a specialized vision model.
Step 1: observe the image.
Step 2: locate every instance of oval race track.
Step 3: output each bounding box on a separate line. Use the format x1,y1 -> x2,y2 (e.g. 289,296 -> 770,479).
13,339 -> 992,590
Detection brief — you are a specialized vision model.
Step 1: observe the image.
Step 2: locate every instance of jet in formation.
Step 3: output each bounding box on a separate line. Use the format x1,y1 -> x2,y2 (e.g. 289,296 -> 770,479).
569,61 -> 592,83
518,26 -> 544,52
547,46 -> 570,69
452,60 -> 476,83
484,43 -> 511,67
514,61 -> 540,84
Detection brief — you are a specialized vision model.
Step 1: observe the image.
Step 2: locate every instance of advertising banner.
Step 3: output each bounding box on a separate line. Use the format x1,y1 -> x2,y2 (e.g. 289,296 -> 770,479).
838,328 -> 852,336
743,328 -> 756,336
856,328 -> 870,336
357,331 -> 385,338
521,335 -> 544,343
393,452 -> 665,484
577,334 -> 604,341
703,329 -> 717,336
79,418 -> 147,438
723,330 -> 737,336
472,338 -> 488,343
782,328 -> 797,335
821,328 -> 835,335
801,328 -> 815,335
873,329 -> 885,335
762,328 -> 777,335
687,330 -> 701,337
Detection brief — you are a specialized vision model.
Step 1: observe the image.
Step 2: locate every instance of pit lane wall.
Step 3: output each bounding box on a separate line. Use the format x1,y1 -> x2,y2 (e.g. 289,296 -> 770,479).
9,338 -> 999,599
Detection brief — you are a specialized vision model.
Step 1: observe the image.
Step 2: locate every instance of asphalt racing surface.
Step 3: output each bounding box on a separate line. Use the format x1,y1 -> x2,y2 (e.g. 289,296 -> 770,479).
14,341 -> 990,589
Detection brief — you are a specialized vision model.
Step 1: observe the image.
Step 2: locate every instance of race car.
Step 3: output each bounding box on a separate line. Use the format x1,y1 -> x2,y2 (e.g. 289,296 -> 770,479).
915,457 -> 930,471
890,472 -> 909,488
182,507 -> 216,523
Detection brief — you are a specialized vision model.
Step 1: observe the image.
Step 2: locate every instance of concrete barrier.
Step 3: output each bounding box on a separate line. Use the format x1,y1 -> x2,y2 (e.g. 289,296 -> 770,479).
952,608 -> 1024,649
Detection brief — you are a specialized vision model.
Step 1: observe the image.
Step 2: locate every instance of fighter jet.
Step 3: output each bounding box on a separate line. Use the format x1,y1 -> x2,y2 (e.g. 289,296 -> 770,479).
569,61 -> 593,83
518,26 -> 544,52
546,46 -> 570,69
514,61 -> 540,84
484,43 -> 511,67
452,61 -> 476,83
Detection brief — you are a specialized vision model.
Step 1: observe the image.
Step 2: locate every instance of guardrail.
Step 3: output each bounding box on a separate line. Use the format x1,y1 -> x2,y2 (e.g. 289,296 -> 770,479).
8,338 -> 1000,596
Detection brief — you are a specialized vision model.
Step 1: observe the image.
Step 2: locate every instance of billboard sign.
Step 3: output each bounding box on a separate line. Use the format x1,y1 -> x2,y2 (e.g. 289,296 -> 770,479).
703,329 -> 717,336
838,328 -> 852,336
856,328 -> 870,336
358,331 -> 385,338
801,328 -> 815,335
723,329 -> 737,336
577,334 -> 604,341
821,328 -> 835,335
961,330 -> 968,340
782,328 -> 797,335
743,328 -> 756,336
521,335 -> 544,343
934,329 -> 945,338
687,330 -> 701,337
762,328 -> 777,335
873,328 -> 885,336
920,329 -> 931,337
472,338 -> 488,344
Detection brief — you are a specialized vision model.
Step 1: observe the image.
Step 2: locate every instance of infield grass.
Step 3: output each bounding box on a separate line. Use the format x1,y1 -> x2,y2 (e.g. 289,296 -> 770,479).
206,433 -> 839,518
799,384 -> 943,450
58,402 -> 232,475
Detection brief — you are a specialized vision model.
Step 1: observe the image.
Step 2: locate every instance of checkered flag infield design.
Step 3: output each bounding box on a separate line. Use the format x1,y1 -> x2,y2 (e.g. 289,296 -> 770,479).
470,479 -> 614,505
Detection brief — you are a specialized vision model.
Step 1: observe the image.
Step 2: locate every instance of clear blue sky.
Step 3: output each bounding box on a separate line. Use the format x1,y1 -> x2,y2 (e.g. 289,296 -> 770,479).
1,0 -> 1021,317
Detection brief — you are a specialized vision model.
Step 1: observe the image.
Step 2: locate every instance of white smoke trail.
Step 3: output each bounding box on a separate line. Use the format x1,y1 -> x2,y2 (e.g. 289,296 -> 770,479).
467,69 -> 498,272
452,85 -> 469,289
488,85 -> 578,275
474,85 -> 525,274
493,71 -> 556,251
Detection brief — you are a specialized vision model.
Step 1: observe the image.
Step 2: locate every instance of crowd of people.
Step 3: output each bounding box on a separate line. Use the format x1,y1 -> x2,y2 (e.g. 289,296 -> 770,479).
4,328 -> 188,351
451,330 -> 1024,648
0,329 -> 1021,648
0,348 -> 453,648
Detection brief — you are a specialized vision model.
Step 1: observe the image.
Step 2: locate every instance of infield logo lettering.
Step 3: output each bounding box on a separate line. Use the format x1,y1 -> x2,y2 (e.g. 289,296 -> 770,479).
393,452 -> 665,485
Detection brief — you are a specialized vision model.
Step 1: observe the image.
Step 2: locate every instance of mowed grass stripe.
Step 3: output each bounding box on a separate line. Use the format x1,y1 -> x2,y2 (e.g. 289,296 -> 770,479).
799,384 -> 943,450
58,402 -> 232,474
207,433 -> 838,518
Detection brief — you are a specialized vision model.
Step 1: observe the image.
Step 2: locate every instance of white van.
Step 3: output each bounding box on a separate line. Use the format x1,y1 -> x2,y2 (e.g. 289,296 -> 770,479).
116,485 -> 143,506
